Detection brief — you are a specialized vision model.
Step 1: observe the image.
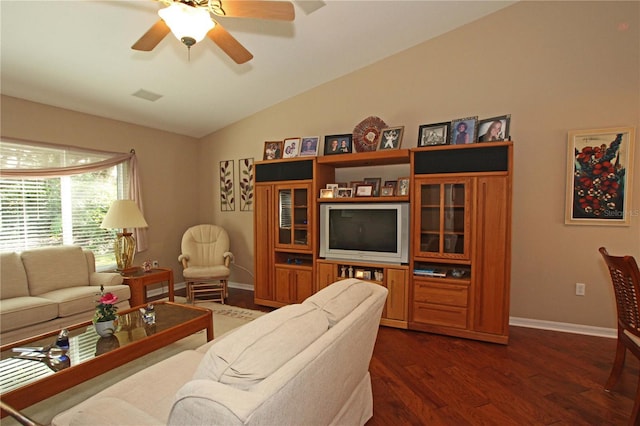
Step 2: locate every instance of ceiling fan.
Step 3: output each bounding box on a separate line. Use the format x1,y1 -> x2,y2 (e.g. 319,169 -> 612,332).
132,0 -> 295,64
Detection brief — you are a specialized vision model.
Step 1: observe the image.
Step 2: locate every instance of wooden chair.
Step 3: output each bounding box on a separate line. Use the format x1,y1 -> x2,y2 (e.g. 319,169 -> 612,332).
599,247 -> 640,424
178,225 -> 233,304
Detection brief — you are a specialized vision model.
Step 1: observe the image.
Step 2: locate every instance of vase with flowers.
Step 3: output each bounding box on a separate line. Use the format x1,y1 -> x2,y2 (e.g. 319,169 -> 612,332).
94,285 -> 119,337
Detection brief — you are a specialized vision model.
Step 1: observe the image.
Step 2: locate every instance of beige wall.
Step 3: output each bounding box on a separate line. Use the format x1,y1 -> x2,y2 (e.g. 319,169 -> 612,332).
200,1 -> 640,329
2,2 -> 638,329
1,95 -> 201,282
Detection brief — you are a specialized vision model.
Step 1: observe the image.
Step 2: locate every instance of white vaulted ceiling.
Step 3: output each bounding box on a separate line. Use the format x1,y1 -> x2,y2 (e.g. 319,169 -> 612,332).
0,1 -> 514,138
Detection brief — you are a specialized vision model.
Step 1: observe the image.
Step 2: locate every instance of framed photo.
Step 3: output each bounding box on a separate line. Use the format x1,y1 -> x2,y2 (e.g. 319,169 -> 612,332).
477,115 -> 511,142
320,188 -> 335,199
263,141 -> 283,160
381,186 -> 395,197
326,183 -> 339,196
565,127 -> 635,226
378,126 -> 404,150
335,182 -> 348,188
283,137 -> 301,158
337,188 -> 353,198
397,177 -> 410,196
355,184 -> 374,197
324,134 -> 353,155
450,116 -> 478,145
364,177 -> 382,196
350,181 -> 364,190
299,136 -> 320,157
384,180 -> 397,194
418,122 -> 451,146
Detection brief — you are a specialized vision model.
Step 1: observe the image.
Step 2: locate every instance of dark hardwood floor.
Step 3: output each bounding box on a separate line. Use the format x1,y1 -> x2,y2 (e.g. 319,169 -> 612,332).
204,288 -> 638,425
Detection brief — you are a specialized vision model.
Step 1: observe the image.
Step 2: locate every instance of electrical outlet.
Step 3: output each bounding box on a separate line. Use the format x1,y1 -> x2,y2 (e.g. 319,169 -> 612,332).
152,260 -> 159,268
575,282 -> 586,296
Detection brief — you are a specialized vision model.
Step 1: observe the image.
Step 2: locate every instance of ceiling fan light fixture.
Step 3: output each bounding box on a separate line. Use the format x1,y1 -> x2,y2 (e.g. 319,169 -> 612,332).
158,3 -> 214,46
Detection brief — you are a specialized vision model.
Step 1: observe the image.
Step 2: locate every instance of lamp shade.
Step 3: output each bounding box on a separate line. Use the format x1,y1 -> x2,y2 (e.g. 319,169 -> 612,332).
101,200 -> 148,230
158,3 -> 214,45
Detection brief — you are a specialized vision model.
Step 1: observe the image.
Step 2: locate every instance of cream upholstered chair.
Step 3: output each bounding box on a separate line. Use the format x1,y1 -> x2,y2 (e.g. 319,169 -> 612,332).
599,247 -> 640,424
178,225 -> 233,304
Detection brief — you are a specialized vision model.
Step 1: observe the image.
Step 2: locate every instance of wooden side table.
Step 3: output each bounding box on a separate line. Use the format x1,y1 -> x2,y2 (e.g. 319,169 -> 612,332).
119,267 -> 174,307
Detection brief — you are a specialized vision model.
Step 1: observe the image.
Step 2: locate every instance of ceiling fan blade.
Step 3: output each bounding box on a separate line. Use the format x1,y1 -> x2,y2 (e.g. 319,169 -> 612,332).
131,20 -> 170,51
217,1 -> 294,21
207,23 -> 254,64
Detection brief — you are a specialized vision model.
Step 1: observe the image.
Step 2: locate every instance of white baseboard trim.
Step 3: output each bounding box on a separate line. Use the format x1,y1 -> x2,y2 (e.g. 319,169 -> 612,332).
146,285 -> 616,338
509,316 -> 616,339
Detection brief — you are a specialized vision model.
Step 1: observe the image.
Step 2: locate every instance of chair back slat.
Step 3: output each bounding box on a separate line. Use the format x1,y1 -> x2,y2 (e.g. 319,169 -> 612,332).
600,247 -> 640,336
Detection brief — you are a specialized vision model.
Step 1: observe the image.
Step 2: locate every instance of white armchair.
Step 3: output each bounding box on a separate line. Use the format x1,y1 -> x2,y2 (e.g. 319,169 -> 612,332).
178,224 -> 232,303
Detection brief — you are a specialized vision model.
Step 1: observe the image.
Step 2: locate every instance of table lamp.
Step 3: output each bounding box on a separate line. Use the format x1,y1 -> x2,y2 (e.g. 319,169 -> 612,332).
101,200 -> 148,271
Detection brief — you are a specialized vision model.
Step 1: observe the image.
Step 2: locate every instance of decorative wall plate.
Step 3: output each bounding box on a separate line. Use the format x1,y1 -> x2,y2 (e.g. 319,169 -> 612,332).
353,116 -> 387,152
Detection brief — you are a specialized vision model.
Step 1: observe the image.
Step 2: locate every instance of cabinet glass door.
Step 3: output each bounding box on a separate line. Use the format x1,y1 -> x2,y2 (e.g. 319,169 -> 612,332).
415,178 -> 470,259
276,184 -> 310,249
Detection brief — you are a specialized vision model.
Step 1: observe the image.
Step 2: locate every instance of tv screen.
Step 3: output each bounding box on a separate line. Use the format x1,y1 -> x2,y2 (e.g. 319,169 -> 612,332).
320,203 -> 409,264
328,209 -> 398,253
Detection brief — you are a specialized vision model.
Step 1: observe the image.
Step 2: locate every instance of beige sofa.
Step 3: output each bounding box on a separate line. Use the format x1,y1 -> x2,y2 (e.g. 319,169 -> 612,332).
52,279 -> 388,426
0,246 -> 131,344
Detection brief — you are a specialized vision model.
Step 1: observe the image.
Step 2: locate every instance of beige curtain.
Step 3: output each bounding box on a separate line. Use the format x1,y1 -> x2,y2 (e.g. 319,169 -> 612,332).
0,137 -> 148,252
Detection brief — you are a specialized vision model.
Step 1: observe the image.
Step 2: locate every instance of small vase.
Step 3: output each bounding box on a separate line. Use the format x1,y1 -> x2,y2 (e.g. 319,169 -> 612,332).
94,320 -> 115,337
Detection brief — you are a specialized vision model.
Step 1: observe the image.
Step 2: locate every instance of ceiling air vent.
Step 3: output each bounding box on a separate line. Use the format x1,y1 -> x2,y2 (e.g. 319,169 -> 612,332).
132,89 -> 163,102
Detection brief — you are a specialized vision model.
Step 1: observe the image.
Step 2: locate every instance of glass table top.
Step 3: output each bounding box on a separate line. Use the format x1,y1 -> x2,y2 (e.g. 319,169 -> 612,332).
0,303 -> 207,394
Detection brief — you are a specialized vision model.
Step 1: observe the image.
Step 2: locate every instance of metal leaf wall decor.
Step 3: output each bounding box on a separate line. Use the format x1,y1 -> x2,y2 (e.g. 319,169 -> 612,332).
219,160 -> 235,211
239,158 -> 254,211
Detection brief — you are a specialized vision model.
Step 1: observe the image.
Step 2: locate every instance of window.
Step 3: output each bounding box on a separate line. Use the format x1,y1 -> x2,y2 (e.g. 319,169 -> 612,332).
0,140 -> 134,269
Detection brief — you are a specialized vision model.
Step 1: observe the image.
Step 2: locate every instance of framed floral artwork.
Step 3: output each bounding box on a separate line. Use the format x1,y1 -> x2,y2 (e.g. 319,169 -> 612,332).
219,160 -> 235,211
565,127 -> 635,225
239,158 -> 254,211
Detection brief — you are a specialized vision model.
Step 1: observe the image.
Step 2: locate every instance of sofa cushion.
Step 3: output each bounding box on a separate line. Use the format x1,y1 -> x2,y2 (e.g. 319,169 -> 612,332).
0,296 -> 58,332
303,278 -> 374,326
40,285 -> 131,317
194,303 -> 329,390
22,246 -> 90,296
0,252 -> 30,299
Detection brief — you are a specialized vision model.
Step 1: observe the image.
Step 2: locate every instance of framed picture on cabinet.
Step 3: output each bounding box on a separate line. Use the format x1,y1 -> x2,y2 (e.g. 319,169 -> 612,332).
384,180 -> 397,195
337,188 -> 353,198
565,126 -> 635,226
477,115 -> 511,142
418,122 -> 451,146
324,134 -> 352,155
320,188 -> 335,198
378,126 -> 404,150
363,177 -> 382,196
397,177 -> 410,196
282,137 -> 301,158
355,184 -> 374,197
299,136 -> 320,156
381,186 -> 395,197
450,116 -> 477,145
263,141 -> 283,160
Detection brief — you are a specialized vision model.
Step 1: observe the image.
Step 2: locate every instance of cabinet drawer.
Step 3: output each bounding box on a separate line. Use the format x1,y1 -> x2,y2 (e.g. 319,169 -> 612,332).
414,281 -> 468,307
413,302 -> 468,329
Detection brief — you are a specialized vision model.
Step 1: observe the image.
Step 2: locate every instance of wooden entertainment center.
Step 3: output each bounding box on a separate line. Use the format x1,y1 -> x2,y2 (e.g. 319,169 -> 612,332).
254,142 -> 512,344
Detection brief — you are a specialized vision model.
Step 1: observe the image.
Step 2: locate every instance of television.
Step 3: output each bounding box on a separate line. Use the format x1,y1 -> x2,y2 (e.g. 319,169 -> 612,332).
319,203 -> 409,264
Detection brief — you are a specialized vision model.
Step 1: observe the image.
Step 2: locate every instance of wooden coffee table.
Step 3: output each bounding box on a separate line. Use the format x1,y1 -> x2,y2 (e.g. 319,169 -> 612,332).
0,302 -> 212,416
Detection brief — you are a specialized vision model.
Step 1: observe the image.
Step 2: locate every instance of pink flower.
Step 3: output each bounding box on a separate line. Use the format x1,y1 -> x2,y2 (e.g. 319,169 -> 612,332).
99,292 -> 118,305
